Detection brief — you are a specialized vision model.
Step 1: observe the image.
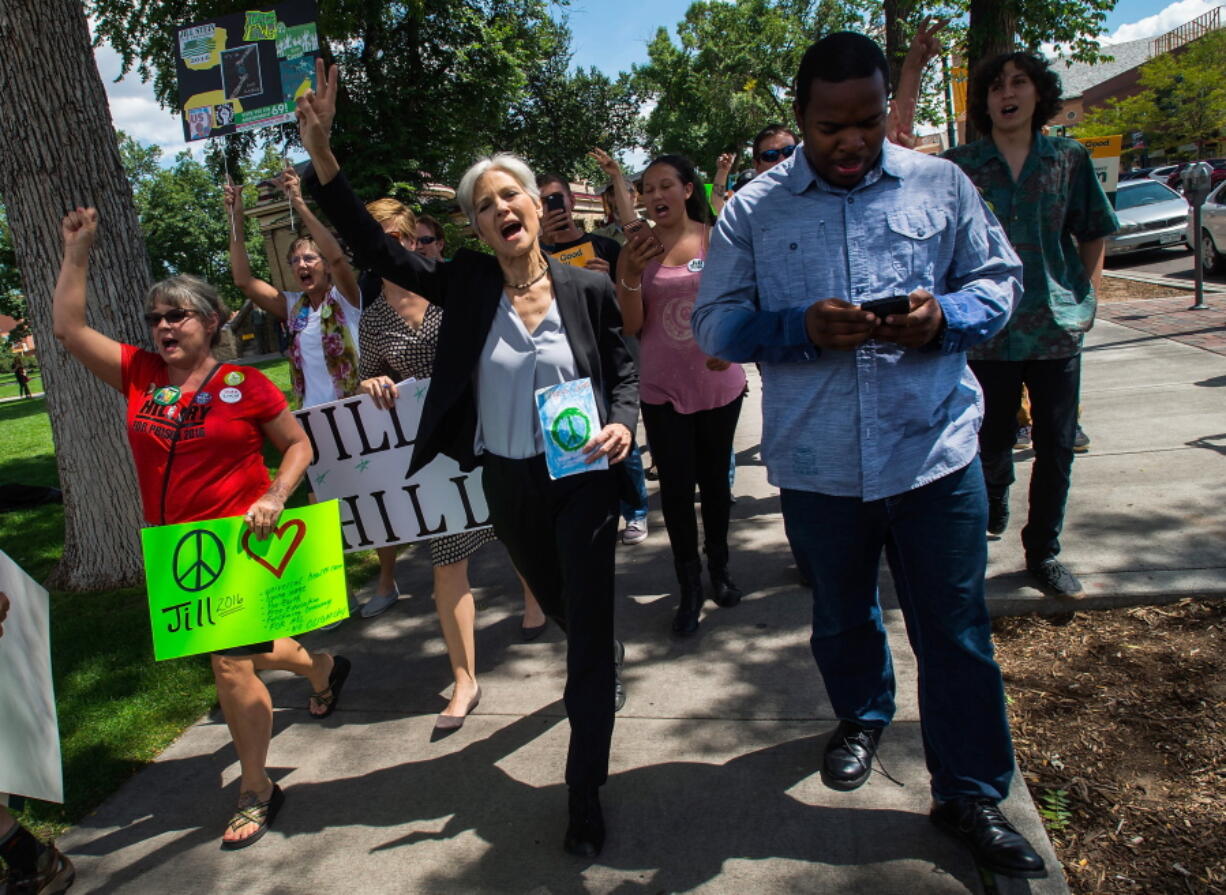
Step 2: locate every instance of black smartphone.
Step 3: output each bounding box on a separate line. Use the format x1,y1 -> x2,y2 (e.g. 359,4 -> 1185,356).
543,192 -> 567,214
860,296 -> 911,319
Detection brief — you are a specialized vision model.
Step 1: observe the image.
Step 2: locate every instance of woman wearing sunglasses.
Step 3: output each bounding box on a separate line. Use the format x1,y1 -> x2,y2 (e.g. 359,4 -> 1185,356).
616,154 -> 747,637
225,168 -> 362,411
415,215 -> 446,261
51,207 -> 350,849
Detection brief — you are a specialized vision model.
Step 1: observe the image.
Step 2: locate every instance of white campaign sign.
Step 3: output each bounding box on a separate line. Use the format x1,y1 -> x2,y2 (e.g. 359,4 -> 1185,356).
0,551 -> 64,803
294,379 -> 491,552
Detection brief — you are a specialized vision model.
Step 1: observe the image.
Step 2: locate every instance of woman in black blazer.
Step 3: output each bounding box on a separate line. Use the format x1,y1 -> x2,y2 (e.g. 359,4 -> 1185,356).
297,64 -> 638,858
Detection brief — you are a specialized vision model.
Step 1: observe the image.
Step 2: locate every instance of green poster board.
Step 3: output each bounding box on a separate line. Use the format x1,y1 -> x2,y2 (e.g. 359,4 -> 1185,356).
140,501 -> 348,660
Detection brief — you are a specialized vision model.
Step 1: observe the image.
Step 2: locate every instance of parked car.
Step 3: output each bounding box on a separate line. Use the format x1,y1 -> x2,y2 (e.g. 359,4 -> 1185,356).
1166,159 -> 1226,191
1120,166 -> 1157,182
1188,180 -> 1226,274
1148,164 -> 1181,183
1107,179 -> 1190,256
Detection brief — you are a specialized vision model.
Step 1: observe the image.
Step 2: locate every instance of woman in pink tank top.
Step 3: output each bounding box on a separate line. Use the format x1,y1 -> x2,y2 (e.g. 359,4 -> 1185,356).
615,155 -> 747,636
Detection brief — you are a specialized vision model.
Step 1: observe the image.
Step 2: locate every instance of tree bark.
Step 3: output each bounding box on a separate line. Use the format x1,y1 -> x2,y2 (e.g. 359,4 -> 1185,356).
965,0 -> 1019,141
0,0 -> 152,588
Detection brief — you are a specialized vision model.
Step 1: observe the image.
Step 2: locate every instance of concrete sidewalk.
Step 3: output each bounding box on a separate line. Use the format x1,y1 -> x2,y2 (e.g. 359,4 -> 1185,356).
57,316 -> 1226,893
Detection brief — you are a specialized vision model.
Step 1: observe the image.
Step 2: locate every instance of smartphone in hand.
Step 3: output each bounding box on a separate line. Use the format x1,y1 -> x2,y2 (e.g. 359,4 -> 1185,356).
622,218 -> 664,254
543,192 -> 567,214
860,296 -> 911,320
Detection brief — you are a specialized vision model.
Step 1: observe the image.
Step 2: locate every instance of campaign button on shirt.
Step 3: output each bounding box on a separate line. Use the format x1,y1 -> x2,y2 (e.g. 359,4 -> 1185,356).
224,371 -> 245,386
194,391 -> 213,405
220,387 -> 242,404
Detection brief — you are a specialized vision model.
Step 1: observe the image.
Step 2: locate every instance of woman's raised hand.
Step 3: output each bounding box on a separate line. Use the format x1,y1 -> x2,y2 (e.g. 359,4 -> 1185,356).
589,147 -> 621,178
277,167 -> 303,204
222,176 -> 244,214
61,207 -> 98,253
715,152 -> 735,176
295,58 -> 339,158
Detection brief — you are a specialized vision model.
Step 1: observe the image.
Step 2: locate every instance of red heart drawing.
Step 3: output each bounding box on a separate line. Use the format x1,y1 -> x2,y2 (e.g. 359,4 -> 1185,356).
241,519 -> 306,578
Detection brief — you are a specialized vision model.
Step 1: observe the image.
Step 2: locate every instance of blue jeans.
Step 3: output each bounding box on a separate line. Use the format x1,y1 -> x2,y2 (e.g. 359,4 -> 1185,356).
781,458 -> 1014,802
620,443 -> 649,524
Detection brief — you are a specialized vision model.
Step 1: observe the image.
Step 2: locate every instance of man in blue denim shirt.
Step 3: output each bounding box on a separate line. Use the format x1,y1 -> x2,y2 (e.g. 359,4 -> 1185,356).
693,32 -> 1044,880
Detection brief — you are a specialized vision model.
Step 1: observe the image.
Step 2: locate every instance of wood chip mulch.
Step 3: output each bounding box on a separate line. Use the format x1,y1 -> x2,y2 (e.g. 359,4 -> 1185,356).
993,599 -> 1226,894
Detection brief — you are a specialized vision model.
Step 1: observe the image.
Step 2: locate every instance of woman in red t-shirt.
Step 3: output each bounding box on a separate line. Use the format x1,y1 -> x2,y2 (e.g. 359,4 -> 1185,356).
52,207 -> 351,850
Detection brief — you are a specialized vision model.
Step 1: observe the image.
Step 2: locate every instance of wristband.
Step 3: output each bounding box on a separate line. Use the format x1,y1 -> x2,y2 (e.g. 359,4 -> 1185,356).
619,278 -> 642,292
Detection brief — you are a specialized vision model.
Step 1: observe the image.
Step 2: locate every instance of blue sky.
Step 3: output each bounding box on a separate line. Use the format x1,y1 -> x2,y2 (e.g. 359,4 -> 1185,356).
98,0 -> 1220,159
561,0 -> 1207,75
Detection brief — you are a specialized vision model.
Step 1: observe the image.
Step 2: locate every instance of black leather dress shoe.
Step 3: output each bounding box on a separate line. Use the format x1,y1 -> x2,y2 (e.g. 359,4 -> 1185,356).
820,720 -> 883,791
987,496 -> 1009,536
931,797 -> 1046,879
563,788 -> 605,857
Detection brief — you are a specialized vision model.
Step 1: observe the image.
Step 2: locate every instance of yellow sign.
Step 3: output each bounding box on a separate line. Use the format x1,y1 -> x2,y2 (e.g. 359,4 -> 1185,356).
1076,134 -> 1123,192
551,241 -> 597,268
951,66 -> 967,118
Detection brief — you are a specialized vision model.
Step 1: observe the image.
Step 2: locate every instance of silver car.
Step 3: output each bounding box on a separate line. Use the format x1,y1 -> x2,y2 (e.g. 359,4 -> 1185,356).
1187,180 -> 1226,274
1107,180 -> 1189,257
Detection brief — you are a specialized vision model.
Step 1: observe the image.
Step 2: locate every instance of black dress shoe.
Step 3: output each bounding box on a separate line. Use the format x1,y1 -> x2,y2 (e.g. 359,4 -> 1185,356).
563,788 -> 605,857
821,720 -> 883,791
931,797 -> 1046,879
987,497 -> 1009,536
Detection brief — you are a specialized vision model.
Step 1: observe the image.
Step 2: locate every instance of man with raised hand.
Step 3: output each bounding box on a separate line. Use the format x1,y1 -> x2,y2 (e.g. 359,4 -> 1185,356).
692,31 -> 1045,880
944,52 -> 1117,599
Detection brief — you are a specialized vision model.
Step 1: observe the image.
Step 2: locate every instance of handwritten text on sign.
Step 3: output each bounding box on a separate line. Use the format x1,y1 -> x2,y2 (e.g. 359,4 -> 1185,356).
294,378 -> 491,552
140,501 -> 348,660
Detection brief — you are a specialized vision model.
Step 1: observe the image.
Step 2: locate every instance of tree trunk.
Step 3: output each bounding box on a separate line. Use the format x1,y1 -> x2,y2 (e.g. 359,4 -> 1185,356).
883,0 -> 918,95
965,0 -> 1019,141
0,0 -> 152,589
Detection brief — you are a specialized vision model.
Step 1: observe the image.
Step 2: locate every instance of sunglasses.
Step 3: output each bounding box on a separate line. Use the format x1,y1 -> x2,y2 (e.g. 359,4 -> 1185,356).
417,235 -> 439,246
144,309 -> 197,326
757,145 -> 797,163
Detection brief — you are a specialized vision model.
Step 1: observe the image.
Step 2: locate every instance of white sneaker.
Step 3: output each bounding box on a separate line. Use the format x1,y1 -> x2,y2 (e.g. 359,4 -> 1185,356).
621,518 -> 648,545
359,584 -> 401,618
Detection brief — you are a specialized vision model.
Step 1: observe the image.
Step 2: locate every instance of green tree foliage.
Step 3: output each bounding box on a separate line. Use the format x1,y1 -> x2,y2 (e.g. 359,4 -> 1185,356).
632,0 -> 865,171
117,132 -> 271,308
1077,31 -> 1226,158
0,204 -> 28,344
90,0 -> 638,197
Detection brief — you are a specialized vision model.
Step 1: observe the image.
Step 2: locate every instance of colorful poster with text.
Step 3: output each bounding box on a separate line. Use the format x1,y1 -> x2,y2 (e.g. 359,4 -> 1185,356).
140,501 -> 347,660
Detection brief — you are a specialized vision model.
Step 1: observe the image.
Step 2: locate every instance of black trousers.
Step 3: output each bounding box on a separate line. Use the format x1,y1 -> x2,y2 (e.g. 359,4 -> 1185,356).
481,453 -> 617,791
641,394 -> 743,565
970,355 -> 1081,564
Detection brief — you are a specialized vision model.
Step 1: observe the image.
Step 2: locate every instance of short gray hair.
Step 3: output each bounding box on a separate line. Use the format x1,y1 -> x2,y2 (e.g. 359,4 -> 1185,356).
455,153 -> 539,230
144,275 -> 228,347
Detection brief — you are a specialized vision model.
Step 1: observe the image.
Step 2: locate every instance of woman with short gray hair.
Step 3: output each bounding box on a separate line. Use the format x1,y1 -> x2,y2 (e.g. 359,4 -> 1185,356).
51,207 -> 350,850
298,61 -> 639,857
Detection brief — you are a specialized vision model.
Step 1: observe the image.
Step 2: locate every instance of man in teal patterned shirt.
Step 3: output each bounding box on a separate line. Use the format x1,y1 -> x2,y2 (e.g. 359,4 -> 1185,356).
945,52 -> 1117,599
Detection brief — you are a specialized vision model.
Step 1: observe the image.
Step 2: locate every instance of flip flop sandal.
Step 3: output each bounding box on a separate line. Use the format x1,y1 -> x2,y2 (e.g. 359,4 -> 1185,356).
221,784 -> 285,850
308,655 -> 351,719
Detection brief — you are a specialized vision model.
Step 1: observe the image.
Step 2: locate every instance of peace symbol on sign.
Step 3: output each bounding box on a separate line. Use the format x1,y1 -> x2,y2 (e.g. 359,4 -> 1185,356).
172,529 -> 226,592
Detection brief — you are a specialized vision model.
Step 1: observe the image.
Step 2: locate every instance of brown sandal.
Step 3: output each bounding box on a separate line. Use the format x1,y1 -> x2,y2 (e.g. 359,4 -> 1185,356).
308,655 -> 351,719
220,784 -> 285,850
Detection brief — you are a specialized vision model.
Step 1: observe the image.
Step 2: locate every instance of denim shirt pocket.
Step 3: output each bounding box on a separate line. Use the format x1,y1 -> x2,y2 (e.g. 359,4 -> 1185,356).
886,208 -> 945,284
754,226 -> 820,311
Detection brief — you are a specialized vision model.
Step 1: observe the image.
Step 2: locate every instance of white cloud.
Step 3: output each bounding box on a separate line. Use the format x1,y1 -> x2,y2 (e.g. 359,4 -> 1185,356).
93,39 -> 203,162
1101,0 -> 1220,44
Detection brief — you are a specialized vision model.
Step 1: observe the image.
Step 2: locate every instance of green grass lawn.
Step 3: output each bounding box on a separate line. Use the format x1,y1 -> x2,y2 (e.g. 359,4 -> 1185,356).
2,358 -> 377,836
0,371 -> 44,400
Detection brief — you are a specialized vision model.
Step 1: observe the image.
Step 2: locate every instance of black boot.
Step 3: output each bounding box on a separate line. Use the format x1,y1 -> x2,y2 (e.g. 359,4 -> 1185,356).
563,787 -> 605,857
671,558 -> 704,636
706,545 -> 743,607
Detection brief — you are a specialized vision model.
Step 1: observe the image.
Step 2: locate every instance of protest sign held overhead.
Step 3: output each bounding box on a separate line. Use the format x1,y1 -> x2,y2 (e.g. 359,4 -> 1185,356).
176,0 -> 319,142
295,379 -> 492,553
140,501 -> 348,660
